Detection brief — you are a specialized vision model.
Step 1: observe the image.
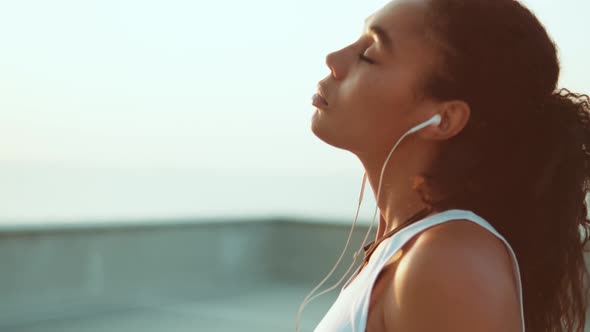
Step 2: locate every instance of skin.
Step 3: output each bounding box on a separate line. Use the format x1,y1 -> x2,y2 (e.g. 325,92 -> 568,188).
311,0 -> 522,330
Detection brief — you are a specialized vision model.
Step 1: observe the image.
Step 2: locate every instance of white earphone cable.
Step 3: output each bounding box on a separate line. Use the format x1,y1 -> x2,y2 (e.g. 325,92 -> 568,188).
296,114 -> 441,331
295,172 -> 368,332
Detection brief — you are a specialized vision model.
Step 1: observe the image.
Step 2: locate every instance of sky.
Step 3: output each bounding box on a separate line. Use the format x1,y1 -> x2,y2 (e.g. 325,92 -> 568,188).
1,0 -> 589,224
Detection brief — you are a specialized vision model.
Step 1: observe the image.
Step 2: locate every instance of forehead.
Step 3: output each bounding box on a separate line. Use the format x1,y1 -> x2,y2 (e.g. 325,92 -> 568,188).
365,0 -> 429,37
366,0 -> 441,96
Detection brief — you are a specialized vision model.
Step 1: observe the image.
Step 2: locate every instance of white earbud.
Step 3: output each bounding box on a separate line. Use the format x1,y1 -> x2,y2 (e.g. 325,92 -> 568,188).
295,112 -> 443,332
408,114 -> 442,134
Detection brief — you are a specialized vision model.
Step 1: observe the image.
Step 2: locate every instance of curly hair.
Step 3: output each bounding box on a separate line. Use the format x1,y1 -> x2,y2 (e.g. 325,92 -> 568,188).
412,0 -> 590,330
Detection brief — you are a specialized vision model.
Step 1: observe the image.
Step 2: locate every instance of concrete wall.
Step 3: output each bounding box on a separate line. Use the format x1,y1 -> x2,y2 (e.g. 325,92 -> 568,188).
268,221 -> 374,285
0,218 -> 589,329
0,220 -> 288,327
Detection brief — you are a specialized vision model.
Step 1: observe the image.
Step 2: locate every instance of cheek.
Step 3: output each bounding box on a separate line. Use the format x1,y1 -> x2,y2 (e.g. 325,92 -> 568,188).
315,67 -> 422,151
351,69 -> 415,110
351,76 -> 416,136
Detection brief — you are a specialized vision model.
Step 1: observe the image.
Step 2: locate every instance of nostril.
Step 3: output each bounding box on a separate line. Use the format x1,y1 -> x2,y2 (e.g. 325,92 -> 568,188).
325,53 -> 339,78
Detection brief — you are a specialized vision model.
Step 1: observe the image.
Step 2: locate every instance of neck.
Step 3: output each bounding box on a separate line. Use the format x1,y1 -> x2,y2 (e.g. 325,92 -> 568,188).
358,138 -> 437,239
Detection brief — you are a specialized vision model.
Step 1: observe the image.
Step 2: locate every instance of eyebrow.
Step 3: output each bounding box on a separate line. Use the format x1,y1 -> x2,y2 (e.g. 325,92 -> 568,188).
363,16 -> 394,53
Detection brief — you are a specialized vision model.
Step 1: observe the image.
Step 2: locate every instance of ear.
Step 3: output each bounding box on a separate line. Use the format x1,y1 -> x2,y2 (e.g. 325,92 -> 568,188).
419,100 -> 471,140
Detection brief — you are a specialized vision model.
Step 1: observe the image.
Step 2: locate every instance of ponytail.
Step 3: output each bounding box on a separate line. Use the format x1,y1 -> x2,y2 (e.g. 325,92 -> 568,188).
420,0 -> 590,328
535,88 -> 590,330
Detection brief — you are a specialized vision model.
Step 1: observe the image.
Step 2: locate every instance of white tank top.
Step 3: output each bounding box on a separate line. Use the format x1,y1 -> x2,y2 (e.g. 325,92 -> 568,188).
313,209 -> 525,332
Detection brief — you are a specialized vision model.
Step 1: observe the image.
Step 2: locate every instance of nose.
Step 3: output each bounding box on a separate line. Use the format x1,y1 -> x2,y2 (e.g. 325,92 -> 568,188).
325,48 -> 347,80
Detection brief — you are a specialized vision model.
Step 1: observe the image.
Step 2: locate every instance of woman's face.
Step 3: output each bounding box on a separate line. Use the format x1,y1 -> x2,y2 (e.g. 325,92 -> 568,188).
311,0 -> 440,156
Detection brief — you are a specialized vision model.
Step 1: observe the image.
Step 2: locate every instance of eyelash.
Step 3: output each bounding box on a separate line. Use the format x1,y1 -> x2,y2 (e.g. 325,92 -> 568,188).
358,53 -> 375,64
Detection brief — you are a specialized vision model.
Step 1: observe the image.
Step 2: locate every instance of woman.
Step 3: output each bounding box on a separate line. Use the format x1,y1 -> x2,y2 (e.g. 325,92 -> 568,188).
300,0 -> 590,331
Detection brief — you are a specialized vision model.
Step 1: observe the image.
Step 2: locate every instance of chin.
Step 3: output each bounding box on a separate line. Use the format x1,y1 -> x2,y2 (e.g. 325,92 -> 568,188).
310,113 -> 356,152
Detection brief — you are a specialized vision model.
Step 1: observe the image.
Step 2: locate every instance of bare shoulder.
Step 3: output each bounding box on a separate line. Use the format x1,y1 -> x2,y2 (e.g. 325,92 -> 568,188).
381,219 -> 521,332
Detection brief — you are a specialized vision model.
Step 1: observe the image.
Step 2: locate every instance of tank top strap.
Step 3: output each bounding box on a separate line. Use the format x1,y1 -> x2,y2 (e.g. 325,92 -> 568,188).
372,209 -> 525,332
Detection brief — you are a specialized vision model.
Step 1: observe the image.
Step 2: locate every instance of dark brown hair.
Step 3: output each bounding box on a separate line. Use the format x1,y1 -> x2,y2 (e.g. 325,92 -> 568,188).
415,0 -> 590,330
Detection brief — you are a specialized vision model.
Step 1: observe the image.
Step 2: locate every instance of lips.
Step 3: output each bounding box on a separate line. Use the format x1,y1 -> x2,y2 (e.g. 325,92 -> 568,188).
312,93 -> 329,108
312,84 -> 329,108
